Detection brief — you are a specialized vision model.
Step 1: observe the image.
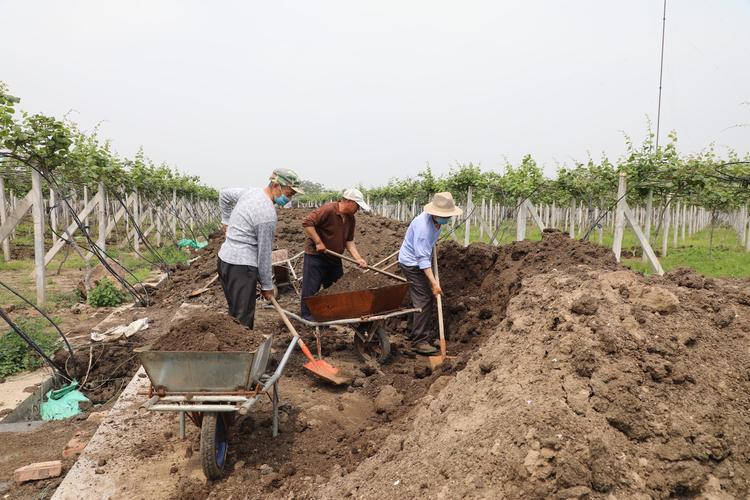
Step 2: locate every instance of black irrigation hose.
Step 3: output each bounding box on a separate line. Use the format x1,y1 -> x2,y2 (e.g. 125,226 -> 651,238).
0,279 -> 77,374
0,307 -> 71,381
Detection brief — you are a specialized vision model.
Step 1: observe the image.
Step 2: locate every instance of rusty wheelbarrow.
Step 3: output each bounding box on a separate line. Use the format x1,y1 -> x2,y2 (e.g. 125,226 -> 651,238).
278,282 -> 419,365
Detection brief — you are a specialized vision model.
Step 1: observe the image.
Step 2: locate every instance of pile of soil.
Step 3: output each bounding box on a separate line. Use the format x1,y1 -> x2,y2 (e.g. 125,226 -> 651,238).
315,263 -> 750,498
437,229 -> 619,345
317,269 -> 398,296
151,311 -> 266,352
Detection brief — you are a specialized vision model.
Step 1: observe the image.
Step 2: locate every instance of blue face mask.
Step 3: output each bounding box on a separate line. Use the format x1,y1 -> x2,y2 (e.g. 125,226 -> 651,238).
274,194 -> 289,207
434,216 -> 451,225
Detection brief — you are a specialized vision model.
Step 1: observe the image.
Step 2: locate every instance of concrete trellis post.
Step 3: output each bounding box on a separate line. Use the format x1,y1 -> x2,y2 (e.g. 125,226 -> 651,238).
568,199 -> 575,238
673,201 -> 680,247
464,187 -> 473,247
516,198 -> 526,241
97,182 -> 106,252
172,189 -> 178,237
661,198 -> 671,258
31,170 -> 46,307
612,173 -> 663,275
0,176 -> 10,261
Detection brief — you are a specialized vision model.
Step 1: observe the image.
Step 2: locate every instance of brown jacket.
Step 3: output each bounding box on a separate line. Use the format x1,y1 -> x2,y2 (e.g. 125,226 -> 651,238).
302,202 -> 355,260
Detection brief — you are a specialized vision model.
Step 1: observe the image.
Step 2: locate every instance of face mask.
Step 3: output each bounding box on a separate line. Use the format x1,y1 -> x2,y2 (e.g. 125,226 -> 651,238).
434,216 -> 451,225
274,194 -> 289,207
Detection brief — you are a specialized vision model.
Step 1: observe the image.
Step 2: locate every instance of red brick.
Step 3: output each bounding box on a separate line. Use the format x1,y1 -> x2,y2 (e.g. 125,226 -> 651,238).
14,461 -> 62,483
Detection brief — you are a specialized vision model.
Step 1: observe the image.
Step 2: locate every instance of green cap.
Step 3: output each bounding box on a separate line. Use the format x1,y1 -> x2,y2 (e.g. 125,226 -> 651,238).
271,168 -> 305,194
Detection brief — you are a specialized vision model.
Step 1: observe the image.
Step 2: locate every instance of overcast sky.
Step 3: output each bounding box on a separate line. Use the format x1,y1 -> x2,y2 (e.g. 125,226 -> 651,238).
2,1 -> 749,191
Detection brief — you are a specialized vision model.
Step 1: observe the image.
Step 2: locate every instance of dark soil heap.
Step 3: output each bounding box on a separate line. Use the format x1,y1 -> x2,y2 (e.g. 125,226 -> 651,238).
151,311 -> 266,352
317,269 -> 399,296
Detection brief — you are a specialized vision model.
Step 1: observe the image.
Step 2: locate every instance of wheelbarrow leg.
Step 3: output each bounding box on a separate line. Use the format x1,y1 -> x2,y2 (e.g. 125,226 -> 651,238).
272,381 -> 280,437
179,412 -> 186,439
314,326 -> 322,359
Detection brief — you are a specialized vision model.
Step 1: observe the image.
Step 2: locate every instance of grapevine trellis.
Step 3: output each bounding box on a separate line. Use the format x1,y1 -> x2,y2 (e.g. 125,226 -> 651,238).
295,138 -> 750,275
0,82 -> 220,307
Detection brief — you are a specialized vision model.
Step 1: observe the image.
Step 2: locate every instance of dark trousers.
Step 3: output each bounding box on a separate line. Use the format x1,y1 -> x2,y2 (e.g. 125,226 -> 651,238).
217,257 -> 259,328
399,263 -> 436,345
300,253 -> 343,320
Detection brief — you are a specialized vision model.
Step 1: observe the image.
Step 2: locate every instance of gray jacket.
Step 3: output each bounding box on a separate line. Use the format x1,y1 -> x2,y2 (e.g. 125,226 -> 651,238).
217,187 -> 276,290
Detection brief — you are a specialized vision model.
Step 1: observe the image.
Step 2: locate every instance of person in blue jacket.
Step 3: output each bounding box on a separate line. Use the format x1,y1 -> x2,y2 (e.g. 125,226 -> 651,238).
397,192 -> 462,355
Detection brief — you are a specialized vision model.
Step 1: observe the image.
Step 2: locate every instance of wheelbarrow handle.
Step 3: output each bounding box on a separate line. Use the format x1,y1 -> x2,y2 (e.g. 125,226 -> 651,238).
324,250 -> 407,282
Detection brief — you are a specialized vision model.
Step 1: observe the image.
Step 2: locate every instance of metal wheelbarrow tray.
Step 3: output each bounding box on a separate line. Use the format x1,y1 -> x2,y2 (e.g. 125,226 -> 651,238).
287,282 -> 418,365
136,334 -> 297,480
303,282 -> 410,322
138,336 -> 273,394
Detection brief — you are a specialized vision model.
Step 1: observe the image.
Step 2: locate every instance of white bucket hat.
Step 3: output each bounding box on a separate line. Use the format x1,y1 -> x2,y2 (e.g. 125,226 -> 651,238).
424,192 -> 463,217
342,188 -> 371,212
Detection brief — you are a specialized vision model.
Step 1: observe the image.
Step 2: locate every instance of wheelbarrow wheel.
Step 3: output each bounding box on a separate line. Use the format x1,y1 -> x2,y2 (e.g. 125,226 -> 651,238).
200,412 -> 228,480
354,325 -> 391,364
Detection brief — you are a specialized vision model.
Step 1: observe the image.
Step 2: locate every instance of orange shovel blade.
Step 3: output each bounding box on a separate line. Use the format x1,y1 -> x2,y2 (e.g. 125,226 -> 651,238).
428,339 -> 449,369
303,359 -> 351,385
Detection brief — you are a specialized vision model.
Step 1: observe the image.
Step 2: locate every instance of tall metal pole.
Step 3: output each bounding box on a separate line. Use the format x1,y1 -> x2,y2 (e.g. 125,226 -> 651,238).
655,0 -> 667,149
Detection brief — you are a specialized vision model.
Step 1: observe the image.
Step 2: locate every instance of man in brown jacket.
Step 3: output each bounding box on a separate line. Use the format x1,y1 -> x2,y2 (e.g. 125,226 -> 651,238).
300,188 -> 370,320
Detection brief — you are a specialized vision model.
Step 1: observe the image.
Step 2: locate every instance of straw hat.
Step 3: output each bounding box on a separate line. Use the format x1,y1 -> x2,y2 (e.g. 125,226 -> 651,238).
424,192 -> 463,217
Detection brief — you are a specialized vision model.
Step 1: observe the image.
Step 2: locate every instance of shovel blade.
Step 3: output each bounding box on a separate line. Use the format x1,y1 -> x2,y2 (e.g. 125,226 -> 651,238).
427,354 -> 446,370
188,288 -> 208,298
303,359 -> 351,385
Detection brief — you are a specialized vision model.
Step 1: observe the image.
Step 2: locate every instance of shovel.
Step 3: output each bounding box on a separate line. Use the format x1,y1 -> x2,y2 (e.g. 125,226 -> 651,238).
269,297 -> 350,385
428,247 -> 451,369
188,274 -> 219,297
324,250 -> 406,282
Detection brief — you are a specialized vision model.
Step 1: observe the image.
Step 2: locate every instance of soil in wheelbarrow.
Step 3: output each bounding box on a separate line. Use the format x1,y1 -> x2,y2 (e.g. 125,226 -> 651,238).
151,311 -> 266,352
316,269 -> 399,296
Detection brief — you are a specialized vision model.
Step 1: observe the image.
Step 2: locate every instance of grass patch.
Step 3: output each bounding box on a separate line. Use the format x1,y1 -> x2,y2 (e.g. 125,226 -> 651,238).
148,245 -> 189,267
0,260 -> 32,271
0,317 -> 60,377
622,228 -> 750,278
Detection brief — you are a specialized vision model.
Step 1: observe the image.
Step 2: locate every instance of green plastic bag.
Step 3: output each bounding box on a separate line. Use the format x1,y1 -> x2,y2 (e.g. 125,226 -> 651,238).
177,239 -> 208,250
40,381 -> 90,421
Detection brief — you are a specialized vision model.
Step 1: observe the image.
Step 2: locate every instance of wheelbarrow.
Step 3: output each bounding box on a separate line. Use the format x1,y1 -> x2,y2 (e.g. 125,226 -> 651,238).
272,249 -> 305,295
280,282 -> 420,364
136,333 -> 297,480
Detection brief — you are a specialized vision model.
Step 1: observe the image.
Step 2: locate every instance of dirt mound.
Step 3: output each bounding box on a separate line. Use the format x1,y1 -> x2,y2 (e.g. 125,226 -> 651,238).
315,265 -> 750,499
438,229 -> 619,345
151,311 -> 266,352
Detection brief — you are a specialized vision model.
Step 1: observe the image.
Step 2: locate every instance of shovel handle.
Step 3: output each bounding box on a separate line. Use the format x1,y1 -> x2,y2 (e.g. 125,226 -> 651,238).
324,250 -> 407,282
269,297 -> 317,363
433,248 -> 446,357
